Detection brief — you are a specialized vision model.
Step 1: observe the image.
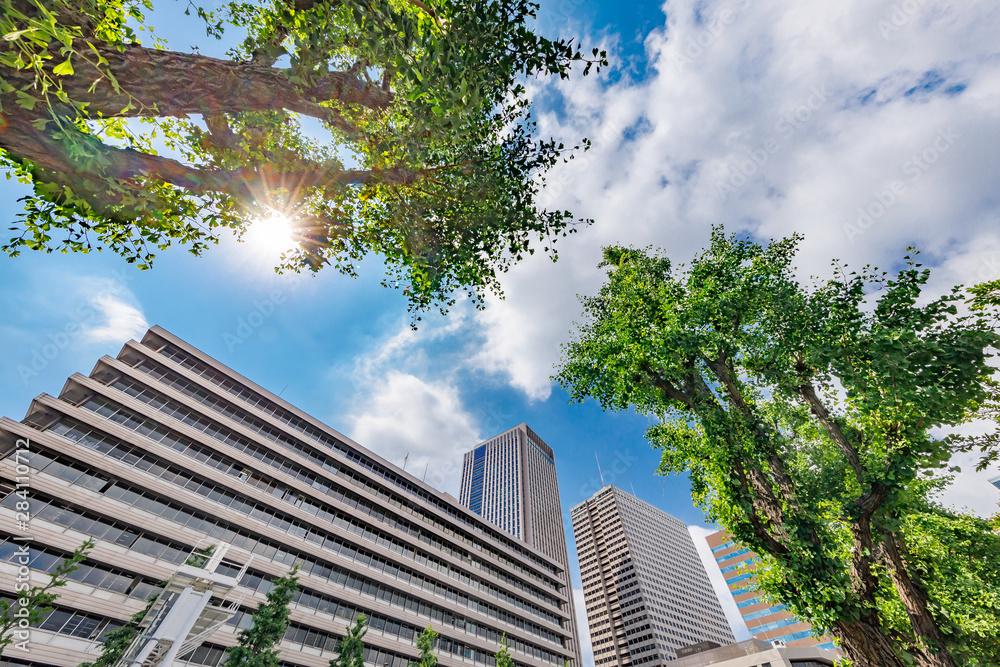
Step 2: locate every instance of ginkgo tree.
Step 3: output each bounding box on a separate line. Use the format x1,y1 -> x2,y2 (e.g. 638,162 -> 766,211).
556,229 -> 1000,667
0,0 -> 605,313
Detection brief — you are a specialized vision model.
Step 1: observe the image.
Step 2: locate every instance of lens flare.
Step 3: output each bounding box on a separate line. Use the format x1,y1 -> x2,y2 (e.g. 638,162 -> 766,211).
243,213 -> 298,256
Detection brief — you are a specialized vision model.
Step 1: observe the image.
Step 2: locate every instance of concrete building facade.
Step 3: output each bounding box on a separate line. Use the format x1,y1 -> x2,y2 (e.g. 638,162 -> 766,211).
570,486 -> 734,667
458,424 -> 580,667
0,327 -> 580,667
706,531 -> 837,651
673,638 -> 838,667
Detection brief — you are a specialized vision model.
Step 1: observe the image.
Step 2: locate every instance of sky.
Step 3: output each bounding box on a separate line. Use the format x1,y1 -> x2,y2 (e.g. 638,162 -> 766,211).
2,0 -> 1000,663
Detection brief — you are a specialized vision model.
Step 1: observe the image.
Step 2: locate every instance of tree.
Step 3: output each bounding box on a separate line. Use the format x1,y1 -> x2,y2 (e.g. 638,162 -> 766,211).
0,0 -> 605,314
493,635 -> 513,667
0,538 -> 92,653
330,613 -> 368,667
78,594 -> 157,667
412,625 -> 438,667
223,565 -> 300,667
876,500 -> 1000,666
555,229 -> 1000,667
948,278 -> 1000,472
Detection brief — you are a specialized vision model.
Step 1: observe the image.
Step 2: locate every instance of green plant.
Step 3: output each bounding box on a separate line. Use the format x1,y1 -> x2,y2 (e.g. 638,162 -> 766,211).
556,229 -> 1000,667
0,0 -> 605,316
223,565 -> 300,667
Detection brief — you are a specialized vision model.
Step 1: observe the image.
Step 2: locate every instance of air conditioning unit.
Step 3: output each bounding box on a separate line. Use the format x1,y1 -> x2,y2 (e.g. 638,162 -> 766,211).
771,639 -> 787,649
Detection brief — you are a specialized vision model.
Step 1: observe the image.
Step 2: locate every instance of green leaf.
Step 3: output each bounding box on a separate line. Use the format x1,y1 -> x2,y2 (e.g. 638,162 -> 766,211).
52,59 -> 74,76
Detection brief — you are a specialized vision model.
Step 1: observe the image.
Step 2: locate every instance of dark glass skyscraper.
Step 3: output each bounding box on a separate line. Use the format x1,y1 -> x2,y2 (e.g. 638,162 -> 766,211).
458,424 -> 580,667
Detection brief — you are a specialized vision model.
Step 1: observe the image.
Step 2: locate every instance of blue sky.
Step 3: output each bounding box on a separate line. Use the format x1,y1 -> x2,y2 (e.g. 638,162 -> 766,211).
3,0 -> 1000,660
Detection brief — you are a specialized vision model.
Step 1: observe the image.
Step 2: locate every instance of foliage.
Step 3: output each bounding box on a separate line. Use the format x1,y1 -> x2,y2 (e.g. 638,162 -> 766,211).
78,594 -> 157,667
555,228 -> 1000,667
949,278 -> 1000,471
0,538 -> 93,653
330,613 -> 368,667
0,0 -> 605,316
494,635 -> 514,667
413,625 -> 438,667
878,502 -> 1000,666
223,565 -> 300,667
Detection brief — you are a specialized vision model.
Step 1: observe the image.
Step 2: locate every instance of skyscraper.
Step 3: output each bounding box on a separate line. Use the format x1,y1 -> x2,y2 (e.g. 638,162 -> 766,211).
706,530 -> 838,652
0,327 -> 579,667
458,424 -> 580,667
570,486 -> 734,667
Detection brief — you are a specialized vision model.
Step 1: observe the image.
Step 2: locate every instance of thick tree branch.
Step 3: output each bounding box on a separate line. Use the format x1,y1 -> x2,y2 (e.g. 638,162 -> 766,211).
880,530 -> 957,667
0,42 -> 393,123
795,376 -> 866,489
0,115 -> 416,209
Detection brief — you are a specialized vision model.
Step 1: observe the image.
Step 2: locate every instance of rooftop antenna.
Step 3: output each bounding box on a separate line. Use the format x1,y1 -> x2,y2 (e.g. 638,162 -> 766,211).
630,482 -> 637,497
277,384 -> 289,398
422,462 -> 429,482
595,452 -> 606,488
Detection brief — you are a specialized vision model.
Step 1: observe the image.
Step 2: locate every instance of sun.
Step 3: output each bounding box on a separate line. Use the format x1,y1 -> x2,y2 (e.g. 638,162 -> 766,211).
242,212 -> 299,257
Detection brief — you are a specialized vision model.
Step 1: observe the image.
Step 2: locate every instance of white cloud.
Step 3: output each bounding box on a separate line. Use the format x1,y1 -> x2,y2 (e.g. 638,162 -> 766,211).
688,525 -> 750,641
340,311 -> 484,495
937,450 -> 1000,518
477,0 -> 1000,400
81,291 -> 148,344
346,370 -> 481,496
573,587 -> 594,667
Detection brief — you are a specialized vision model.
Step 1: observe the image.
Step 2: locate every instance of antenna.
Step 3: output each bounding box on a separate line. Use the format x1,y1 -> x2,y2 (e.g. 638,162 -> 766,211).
595,452 -> 605,488
630,482 -> 637,497
422,462 -> 429,482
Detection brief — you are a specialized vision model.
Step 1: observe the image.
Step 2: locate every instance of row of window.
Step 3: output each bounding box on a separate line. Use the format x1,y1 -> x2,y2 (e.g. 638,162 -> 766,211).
90,378 -> 562,610
15,603 -> 123,642
149,343 -> 563,581
0,535 -> 162,601
11,465 -> 562,653
1,490 -> 192,565
743,604 -> 787,621
0,491 -> 564,667
222,565 -> 568,665
45,416 -> 563,632
719,556 -> 758,573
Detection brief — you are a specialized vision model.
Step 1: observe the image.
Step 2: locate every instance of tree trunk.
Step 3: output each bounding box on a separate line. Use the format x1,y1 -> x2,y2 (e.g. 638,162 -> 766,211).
881,532 -> 956,667
833,616 -> 907,667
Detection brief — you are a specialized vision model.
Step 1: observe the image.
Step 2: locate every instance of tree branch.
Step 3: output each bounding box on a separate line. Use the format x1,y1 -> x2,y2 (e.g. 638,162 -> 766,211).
0,42 -> 393,123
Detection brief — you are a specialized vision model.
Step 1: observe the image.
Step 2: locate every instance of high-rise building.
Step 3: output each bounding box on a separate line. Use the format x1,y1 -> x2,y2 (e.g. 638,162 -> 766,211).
458,424 -> 579,667
706,531 -> 837,652
570,486 -> 734,667
990,475 -> 1000,492
0,326 -> 580,667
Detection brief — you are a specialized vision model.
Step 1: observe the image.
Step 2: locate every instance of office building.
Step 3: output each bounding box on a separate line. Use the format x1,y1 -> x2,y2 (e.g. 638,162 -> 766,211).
990,475 -> 1000,492
458,424 -> 580,667
570,486 -> 734,667
706,531 -> 836,651
673,638 -> 837,667
0,326 -> 580,667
